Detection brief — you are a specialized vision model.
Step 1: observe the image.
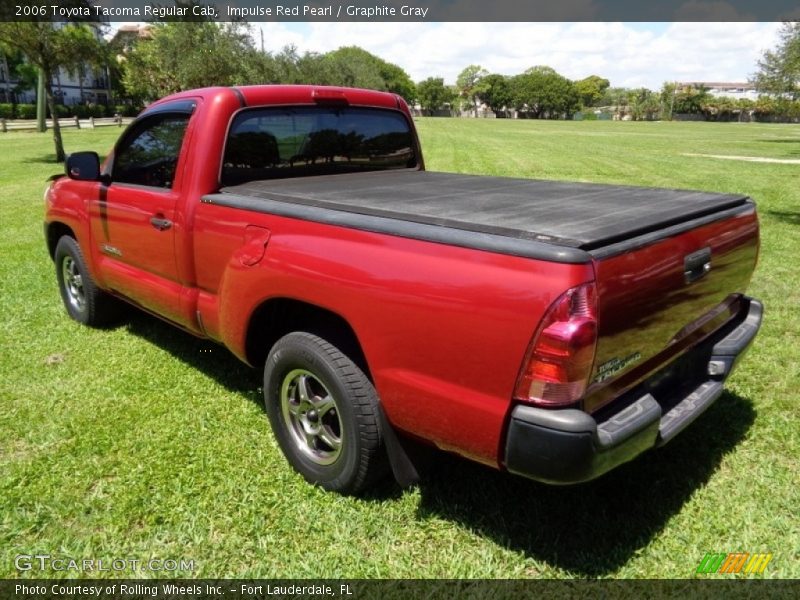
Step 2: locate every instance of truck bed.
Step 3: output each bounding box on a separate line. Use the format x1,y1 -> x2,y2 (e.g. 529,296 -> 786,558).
205,170 -> 751,259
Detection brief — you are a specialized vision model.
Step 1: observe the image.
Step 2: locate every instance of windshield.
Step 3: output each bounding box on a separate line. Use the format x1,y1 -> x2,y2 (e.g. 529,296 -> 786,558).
221,106 -> 417,186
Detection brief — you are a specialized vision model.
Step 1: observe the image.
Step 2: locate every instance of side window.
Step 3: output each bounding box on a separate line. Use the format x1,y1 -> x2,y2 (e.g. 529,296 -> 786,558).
113,114 -> 190,189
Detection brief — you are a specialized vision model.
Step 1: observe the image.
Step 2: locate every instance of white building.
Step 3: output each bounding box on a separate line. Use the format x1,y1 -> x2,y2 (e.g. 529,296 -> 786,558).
51,22 -> 112,106
678,81 -> 760,102
0,22 -> 111,106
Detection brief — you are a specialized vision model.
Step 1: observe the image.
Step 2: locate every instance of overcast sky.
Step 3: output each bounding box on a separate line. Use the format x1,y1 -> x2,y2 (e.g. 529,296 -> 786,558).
114,21 -> 783,90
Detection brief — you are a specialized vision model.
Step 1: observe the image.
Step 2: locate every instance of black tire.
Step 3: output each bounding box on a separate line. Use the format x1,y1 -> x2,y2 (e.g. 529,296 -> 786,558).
54,236 -> 122,326
264,332 -> 387,494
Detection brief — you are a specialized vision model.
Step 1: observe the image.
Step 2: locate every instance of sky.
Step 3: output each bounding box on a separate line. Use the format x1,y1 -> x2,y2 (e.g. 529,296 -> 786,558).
113,22 -> 784,90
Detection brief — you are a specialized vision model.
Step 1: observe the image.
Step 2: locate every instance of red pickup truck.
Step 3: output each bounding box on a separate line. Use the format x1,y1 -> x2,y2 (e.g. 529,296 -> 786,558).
45,85 -> 762,494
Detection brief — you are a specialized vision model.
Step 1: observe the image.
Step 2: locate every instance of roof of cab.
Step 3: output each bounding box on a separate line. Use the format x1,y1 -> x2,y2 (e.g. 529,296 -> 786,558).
236,85 -> 402,109
145,84 -> 403,112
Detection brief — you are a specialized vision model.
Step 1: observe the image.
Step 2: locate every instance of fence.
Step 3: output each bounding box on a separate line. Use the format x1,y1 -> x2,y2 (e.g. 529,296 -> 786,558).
1,116 -> 134,133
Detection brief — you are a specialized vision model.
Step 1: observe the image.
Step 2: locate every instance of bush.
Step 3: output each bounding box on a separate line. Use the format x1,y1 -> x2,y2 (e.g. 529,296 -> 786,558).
71,104 -> 109,119
114,104 -> 141,117
16,104 -> 37,119
50,105 -> 71,118
2,101 -> 143,121
72,104 -> 90,118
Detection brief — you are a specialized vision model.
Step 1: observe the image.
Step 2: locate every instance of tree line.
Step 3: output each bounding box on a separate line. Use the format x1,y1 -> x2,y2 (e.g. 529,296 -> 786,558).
117,23 -> 417,103
1,19 -> 798,161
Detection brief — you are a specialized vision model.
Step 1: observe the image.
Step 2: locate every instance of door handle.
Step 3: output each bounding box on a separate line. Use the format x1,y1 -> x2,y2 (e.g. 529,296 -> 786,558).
150,216 -> 172,231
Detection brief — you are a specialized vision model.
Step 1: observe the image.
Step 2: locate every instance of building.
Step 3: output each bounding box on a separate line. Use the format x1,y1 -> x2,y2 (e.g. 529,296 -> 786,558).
0,54 -> 15,103
677,81 -> 759,102
52,21 -> 112,106
0,22 -> 112,106
110,23 -> 153,53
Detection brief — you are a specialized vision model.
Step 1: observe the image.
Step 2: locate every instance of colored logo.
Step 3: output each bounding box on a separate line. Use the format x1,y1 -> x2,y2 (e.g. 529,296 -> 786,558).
696,552 -> 773,575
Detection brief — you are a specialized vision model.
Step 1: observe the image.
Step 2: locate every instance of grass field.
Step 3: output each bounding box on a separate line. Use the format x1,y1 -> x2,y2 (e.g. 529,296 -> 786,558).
1,119 -> 798,579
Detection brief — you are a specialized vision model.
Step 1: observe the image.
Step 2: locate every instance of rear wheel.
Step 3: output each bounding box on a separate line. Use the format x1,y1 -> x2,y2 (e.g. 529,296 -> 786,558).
54,236 -> 122,326
264,332 -> 386,494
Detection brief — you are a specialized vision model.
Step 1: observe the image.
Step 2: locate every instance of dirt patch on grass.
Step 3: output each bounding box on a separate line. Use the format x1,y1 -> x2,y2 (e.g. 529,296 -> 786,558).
683,153 -> 800,165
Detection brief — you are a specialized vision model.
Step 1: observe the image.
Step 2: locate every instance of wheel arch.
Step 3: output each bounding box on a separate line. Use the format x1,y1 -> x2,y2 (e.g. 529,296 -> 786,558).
46,222 -> 77,259
245,298 -> 371,379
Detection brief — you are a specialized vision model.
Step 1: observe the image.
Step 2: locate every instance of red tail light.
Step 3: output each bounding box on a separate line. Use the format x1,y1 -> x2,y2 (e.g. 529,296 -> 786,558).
514,282 -> 598,407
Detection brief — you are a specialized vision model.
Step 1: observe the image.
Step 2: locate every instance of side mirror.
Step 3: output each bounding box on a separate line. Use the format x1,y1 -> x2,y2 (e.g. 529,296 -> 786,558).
65,151 -> 101,181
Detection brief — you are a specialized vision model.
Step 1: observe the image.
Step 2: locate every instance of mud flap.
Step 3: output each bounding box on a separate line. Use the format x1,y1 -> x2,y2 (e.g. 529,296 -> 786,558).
377,403 -> 419,488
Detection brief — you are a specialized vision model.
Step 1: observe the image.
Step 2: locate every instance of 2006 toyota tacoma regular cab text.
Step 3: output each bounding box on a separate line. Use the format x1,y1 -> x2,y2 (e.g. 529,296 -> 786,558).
44,85 -> 763,494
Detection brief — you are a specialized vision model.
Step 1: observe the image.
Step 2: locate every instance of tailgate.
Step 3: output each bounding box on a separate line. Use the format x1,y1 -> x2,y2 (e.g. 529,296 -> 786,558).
584,202 -> 759,414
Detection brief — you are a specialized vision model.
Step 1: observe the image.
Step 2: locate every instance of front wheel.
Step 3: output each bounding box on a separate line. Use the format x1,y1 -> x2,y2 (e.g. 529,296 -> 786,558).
263,332 -> 387,494
54,236 -> 122,326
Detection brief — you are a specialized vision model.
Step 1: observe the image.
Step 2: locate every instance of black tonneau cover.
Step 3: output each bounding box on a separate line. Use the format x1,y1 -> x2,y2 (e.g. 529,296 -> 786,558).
207,170 -> 750,256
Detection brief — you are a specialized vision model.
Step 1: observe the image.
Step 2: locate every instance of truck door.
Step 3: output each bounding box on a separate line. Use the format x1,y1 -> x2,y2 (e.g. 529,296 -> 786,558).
89,102 -> 195,325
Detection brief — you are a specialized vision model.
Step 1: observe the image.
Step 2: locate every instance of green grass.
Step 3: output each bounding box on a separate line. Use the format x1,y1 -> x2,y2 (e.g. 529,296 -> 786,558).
1,120 -> 798,579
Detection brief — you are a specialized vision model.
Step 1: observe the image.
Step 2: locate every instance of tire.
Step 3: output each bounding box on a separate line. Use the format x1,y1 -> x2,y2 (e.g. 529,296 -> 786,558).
54,236 -> 122,326
264,332 -> 387,494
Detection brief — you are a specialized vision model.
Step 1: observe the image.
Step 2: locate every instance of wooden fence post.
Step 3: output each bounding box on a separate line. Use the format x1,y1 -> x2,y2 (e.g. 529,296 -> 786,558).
1,119 -> 6,133
74,115 -> 80,129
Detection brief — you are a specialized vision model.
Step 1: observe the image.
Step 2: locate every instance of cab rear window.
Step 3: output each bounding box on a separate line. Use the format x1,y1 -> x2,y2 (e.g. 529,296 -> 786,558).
221,106 -> 417,186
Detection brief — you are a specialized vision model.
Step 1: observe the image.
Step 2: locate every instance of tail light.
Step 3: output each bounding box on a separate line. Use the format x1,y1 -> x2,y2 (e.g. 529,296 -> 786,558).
514,282 -> 598,407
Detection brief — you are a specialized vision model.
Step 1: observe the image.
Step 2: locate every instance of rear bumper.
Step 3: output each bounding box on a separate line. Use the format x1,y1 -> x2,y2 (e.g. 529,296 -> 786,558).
504,296 -> 762,484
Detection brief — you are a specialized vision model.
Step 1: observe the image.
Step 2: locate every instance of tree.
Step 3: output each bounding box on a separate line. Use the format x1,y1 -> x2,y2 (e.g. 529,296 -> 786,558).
0,18 -> 103,161
510,66 -> 580,119
291,50 -> 332,84
252,46 -> 416,102
315,47 -> 385,90
60,24 -> 106,105
366,51 -> 416,102
416,77 -> 455,114
627,88 -> 660,121
319,47 -> 416,102
0,51 -> 10,102
0,49 -> 38,103
252,45 -> 328,85
121,22 -> 262,101
659,82 -> 677,120
752,21 -> 800,100
13,62 -> 38,100
478,74 -> 513,114
605,88 -> 629,119
575,75 -> 610,108
456,64 -> 488,116
673,84 -> 711,114
703,96 -> 737,121
0,48 -> 35,103
268,45 -> 303,82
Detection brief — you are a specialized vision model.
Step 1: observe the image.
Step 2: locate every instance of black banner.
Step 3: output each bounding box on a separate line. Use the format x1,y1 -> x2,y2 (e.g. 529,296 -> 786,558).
2,0 -> 800,23
4,579 -> 800,600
